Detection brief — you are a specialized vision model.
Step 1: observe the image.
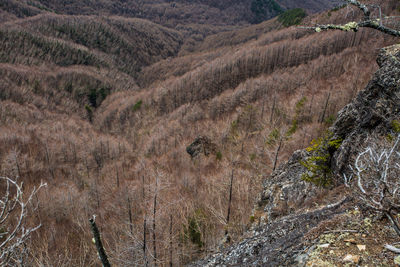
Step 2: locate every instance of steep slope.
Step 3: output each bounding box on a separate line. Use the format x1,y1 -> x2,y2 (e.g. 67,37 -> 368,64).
191,44 -> 400,267
93,27 -> 396,266
0,14 -> 183,77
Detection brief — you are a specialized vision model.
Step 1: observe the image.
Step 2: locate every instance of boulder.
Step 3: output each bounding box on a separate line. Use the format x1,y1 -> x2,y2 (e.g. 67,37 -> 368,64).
186,136 -> 217,158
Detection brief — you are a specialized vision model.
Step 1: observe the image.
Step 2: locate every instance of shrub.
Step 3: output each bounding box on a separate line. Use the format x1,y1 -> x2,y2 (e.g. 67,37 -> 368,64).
331,4 -> 347,12
249,215 -> 255,223
391,119 -> 400,133
132,100 -> 143,112
216,151 -> 222,161
64,82 -> 73,93
32,80 -> 41,94
278,8 -> 307,27
301,131 -> 342,187
266,128 -> 280,145
183,211 -> 204,248
287,97 -> 307,137
324,115 -> 336,126
87,85 -> 111,108
85,104 -> 93,122
251,0 -> 283,24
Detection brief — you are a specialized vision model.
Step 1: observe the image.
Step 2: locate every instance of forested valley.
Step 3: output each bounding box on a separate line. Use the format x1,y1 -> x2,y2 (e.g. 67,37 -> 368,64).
0,0 -> 399,266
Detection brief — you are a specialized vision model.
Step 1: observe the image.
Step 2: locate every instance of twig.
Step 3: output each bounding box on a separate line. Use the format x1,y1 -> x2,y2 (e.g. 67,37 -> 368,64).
384,244 -> 400,254
323,229 -> 358,234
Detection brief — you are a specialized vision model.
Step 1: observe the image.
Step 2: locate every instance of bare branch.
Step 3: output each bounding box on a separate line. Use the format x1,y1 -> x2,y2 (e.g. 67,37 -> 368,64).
346,0 -> 370,20
301,1 -> 400,37
0,176 -> 46,265
359,20 -> 400,37
346,134 -> 400,237
384,244 -> 400,254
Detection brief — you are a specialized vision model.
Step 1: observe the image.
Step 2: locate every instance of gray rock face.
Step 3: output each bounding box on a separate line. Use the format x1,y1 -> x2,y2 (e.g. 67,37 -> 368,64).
257,150 -> 316,222
332,44 -> 400,175
190,197 -> 351,267
189,44 -> 400,266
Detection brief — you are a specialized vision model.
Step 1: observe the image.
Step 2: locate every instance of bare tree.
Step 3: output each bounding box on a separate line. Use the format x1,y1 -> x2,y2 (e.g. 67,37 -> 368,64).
89,215 -> 111,267
349,133 -> 400,236
0,176 -> 46,266
303,0 -> 400,37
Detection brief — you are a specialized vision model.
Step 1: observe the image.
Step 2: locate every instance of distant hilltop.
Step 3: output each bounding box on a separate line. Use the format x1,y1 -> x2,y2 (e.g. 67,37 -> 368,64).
1,0 -> 343,26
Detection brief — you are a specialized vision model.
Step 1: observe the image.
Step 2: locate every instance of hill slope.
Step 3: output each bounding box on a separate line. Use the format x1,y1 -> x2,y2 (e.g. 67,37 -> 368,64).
0,14 -> 183,77
191,43 -> 400,267
1,0 -> 343,26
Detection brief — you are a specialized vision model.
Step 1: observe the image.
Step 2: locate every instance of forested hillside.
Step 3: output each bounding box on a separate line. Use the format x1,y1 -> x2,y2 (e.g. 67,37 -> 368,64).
0,0 -> 399,266
1,0 -> 342,26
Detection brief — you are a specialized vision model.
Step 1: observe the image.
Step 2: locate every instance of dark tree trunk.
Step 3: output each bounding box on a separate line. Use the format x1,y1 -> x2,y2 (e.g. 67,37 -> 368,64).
89,216 -> 111,267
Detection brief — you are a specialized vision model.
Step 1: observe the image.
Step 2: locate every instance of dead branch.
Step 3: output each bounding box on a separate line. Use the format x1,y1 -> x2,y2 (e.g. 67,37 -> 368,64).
0,176 -> 46,266
384,244 -> 400,254
301,0 -> 400,37
347,134 -> 400,237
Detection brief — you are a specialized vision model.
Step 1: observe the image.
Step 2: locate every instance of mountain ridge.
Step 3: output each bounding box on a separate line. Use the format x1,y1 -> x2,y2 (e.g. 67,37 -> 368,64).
1,0 -> 343,26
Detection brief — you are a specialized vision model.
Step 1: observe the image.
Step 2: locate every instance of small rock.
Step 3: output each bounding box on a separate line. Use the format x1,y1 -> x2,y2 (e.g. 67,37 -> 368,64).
357,244 -> 366,251
295,253 -> 308,267
344,238 -> 356,244
319,243 -> 330,248
395,255 -> 400,266
343,254 -> 360,263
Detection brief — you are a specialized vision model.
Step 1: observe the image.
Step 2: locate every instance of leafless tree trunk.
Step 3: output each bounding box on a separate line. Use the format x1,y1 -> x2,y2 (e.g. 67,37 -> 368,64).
169,214 -> 173,267
273,137 -> 283,171
128,197 -> 134,236
270,94 -> 276,124
225,168 -> 234,240
153,176 -> 158,267
116,167 -> 120,188
89,216 -> 111,267
45,143 -> 55,179
226,169 -> 234,226
13,150 -> 21,178
319,90 -> 331,123
143,217 -> 148,267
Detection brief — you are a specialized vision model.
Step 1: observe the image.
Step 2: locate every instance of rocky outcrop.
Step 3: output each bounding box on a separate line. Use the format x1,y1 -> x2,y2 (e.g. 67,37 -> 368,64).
331,44 -> 400,174
190,44 -> 400,266
256,44 -> 400,225
186,136 -> 217,158
191,197 -> 352,267
256,149 -> 316,222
